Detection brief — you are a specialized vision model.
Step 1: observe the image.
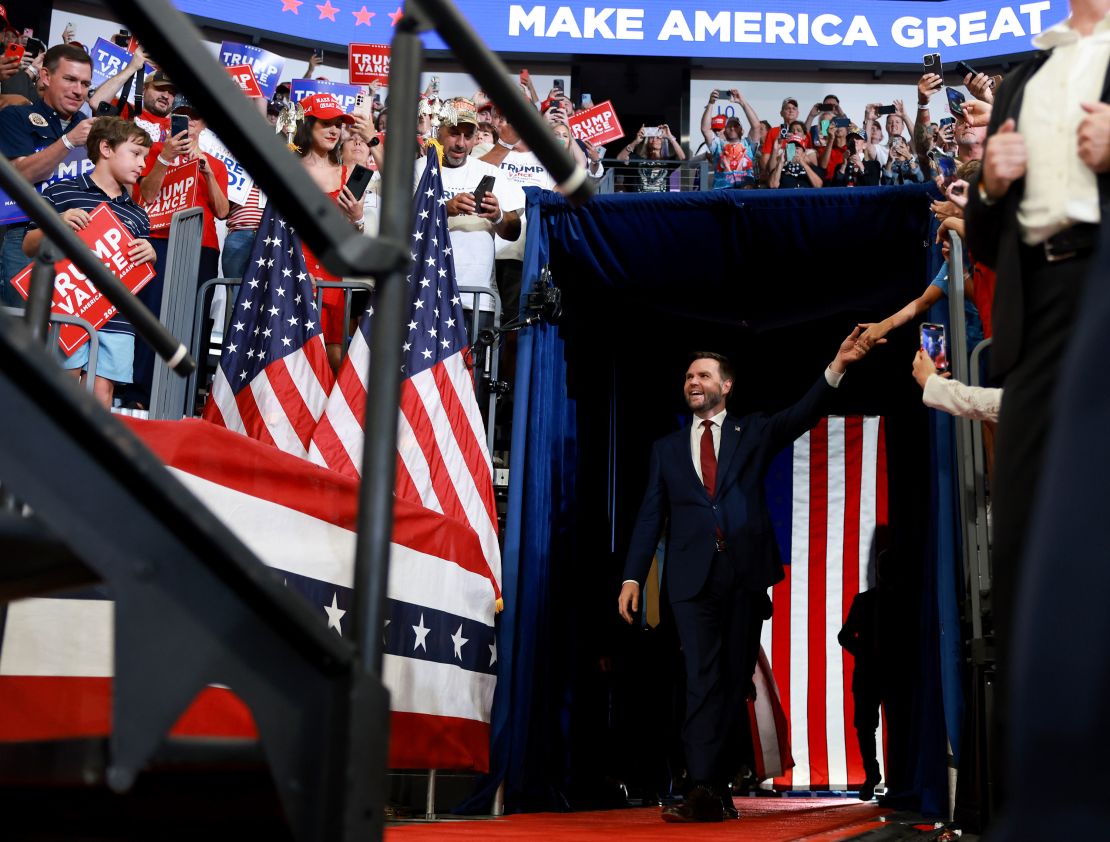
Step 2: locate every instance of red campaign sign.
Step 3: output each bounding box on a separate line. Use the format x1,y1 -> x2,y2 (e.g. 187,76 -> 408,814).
226,63 -> 264,98
348,43 -> 390,85
11,204 -> 155,356
145,160 -> 200,231
569,100 -> 624,147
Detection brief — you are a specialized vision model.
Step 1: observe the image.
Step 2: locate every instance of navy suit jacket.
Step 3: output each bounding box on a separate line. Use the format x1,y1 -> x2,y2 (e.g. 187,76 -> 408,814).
623,375 -> 835,603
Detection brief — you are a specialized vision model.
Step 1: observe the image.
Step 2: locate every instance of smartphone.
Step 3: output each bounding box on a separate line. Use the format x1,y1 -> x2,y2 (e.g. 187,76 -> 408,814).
820,118 -> 831,136
955,60 -> 979,81
581,92 -> 593,108
818,102 -> 836,111
643,126 -> 662,138
810,126 -> 821,146
832,117 -> 851,128
312,47 -> 324,60
939,116 -> 956,127
946,87 -> 966,117
345,164 -> 374,201
170,113 -> 189,138
354,91 -> 371,118
471,174 -> 496,212
936,153 -> 957,179
553,78 -> 564,92
786,143 -> 796,162
876,105 -> 897,116
22,28 -> 33,40
920,323 -> 949,373
923,52 -> 942,76
95,101 -> 118,117
717,89 -> 733,101
4,42 -> 24,63
112,29 -> 130,48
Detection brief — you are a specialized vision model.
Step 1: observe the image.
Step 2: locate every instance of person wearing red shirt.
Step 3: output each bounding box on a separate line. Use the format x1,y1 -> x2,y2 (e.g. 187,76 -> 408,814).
759,97 -> 810,183
125,94 -> 228,408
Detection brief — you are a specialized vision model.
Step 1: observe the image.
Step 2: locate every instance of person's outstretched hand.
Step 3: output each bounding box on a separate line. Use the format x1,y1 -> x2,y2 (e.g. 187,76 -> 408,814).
618,581 -> 640,624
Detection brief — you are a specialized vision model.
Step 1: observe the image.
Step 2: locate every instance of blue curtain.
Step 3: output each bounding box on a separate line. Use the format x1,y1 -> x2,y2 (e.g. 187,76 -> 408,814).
463,184 -> 960,817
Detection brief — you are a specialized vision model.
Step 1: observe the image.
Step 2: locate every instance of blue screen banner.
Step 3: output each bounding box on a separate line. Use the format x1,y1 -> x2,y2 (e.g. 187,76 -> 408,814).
174,0 -> 1066,64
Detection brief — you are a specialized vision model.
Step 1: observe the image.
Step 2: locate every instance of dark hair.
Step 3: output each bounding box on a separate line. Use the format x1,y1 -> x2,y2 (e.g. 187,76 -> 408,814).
690,351 -> 734,383
759,120 -> 772,131
44,44 -> 93,73
293,115 -> 340,163
823,94 -> 840,104
86,116 -> 152,164
477,120 -> 499,144
788,120 -> 806,135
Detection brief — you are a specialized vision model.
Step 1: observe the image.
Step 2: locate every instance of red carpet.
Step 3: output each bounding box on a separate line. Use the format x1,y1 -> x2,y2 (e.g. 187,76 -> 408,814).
387,797 -> 889,841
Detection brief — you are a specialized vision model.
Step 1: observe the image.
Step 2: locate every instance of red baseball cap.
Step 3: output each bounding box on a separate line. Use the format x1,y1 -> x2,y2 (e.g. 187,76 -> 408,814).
710,115 -> 727,131
301,93 -> 354,124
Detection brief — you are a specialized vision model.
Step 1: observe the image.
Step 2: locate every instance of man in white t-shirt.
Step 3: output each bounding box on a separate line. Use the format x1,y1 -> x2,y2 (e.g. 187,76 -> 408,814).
426,98 -> 524,317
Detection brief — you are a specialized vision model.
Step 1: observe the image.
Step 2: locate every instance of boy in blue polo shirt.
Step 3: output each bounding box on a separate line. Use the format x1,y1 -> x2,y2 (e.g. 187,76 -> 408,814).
22,116 -> 156,408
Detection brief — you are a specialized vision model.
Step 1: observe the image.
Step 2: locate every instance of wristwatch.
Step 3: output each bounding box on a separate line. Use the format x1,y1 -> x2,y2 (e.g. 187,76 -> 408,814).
977,181 -> 998,206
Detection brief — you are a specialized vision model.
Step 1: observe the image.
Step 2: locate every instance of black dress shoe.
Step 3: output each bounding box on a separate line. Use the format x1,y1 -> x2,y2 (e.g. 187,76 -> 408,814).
721,796 -> 741,819
859,774 -> 881,801
661,785 -> 725,823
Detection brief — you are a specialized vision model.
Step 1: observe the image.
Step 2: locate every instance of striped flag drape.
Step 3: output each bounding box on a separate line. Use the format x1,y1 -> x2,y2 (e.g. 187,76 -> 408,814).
762,415 -> 888,789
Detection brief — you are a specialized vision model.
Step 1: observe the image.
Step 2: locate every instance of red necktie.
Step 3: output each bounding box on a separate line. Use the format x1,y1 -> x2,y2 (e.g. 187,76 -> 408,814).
700,419 -> 717,498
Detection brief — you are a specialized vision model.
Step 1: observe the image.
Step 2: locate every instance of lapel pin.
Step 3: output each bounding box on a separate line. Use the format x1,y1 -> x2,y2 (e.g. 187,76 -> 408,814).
734,425 -> 740,432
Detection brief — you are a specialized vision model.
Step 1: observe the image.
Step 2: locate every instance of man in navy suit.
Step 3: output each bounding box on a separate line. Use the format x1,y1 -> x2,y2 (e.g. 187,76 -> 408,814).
618,327 -> 873,822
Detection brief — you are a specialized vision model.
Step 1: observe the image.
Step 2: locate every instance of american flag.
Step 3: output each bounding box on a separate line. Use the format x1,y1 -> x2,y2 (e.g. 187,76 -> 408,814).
202,204 -> 334,457
763,416 -> 888,789
309,150 -> 502,602
0,418 -> 497,771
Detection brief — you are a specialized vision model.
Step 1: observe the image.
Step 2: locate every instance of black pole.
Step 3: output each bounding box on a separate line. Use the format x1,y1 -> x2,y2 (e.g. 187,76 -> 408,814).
351,7 -> 423,674
411,0 -> 594,206
0,156 -> 195,376
25,238 -> 60,345
109,0 -> 408,281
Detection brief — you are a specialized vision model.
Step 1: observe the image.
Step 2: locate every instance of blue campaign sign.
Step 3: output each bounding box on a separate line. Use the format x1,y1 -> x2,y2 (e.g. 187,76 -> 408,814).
219,41 -> 287,98
175,0 -> 1067,64
0,148 -> 93,226
290,79 -> 361,113
90,38 -> 154,89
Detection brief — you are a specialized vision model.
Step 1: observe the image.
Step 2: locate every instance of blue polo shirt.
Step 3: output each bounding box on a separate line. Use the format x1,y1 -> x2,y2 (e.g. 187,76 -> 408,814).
0,98 -> 87,183
27,173 -> 151,337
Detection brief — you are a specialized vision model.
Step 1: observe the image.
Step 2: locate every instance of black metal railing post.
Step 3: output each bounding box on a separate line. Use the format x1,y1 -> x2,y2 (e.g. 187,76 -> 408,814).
25,238 -> 60,345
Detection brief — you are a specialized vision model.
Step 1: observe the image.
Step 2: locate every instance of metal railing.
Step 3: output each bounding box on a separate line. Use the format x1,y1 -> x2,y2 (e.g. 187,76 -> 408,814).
595,159 -> 712,193
1,306 -> 100,396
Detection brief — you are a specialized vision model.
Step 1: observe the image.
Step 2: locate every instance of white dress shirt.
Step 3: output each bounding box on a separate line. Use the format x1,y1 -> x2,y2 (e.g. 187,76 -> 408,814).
1018,13 -> 1110,244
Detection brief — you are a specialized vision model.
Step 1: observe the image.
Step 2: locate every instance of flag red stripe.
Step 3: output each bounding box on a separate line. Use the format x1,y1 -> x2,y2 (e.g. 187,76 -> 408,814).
389,711 -> 490,772
432,361 -> 497,529
310,411 -> 360,478
398,380 -> 469,526
841,416 -> 864,785
807,417 -> 829,787
773,562 -> 793,787
234,382 -> 277,448
303,334 -> 335,394
263,358 -> 317,451
395,455 -> 421,504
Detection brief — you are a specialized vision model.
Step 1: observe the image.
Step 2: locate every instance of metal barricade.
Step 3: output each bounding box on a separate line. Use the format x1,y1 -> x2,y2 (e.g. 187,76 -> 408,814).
1,305 -> 99,396
457,285 -> 502,455
148,207 -> 204,420
595,159 -> 711,194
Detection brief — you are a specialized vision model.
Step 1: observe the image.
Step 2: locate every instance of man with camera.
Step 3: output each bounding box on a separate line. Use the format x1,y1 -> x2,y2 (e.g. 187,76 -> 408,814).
700,89 -> 760,189
0,43 -> 92,306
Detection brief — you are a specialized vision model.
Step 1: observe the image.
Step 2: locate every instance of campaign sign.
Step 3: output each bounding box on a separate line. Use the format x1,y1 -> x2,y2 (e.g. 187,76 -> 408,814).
0,147 -> 92,226
145,160 -> 200,231
349,43 -> 390,85
290,79 -> 361,113
10,204 -> 155,356
199,130 -> 252,206
89,37 -> 154,89
219,41 -> 285,99
569,100 -> 624,146
226,63 -> 264,98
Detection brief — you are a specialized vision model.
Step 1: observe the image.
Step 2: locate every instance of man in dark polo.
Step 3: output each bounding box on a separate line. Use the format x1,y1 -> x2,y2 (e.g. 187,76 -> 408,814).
0,43 -> 92,306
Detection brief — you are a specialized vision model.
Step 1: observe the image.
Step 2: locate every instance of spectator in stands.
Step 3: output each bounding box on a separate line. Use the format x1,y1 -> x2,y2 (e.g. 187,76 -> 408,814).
473,120 -> 497,155
885,101 -> 913,143
760,97 -> 807,182
89,50 -> 177,143
701,89 -> 760,189
818,121 -> 850,181
768,120 -> 824,189
863,114 -> 888,168
829,128 -> 881,187
0,44 -> 92,306
0,32 -> 43,103
956,123 -> 985,162
616,124 -> 686,192
881,137 -> 926,185
126,94 -> 228,407
291,92 -> 363,369
804,94 -> 845,131
21,117 -> 156,408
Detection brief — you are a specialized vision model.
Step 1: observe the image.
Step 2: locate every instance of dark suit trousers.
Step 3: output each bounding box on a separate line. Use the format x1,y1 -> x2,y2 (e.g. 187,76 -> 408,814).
670,549 -> 761,787
991,245 -> 1090,785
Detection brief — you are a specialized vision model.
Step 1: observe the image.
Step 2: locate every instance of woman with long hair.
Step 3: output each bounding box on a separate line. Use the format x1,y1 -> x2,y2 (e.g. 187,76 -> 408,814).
293,93 -> 365,370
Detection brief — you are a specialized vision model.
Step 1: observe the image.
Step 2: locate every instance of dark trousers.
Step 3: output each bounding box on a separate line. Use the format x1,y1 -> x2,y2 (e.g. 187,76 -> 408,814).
670,551 -> 761,788
990,245 -> 1090,790
853,671 -> 882,780
124,241 -> 219,408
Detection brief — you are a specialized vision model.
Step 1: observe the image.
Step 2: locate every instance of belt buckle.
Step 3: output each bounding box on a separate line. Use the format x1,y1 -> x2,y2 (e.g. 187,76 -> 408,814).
1044,239 -> 1076,263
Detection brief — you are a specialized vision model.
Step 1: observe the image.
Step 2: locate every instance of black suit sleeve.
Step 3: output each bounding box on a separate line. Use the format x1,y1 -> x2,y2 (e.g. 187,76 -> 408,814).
622,439 -> 668,588
764,374 -> 835,457
838,595 -> 863,656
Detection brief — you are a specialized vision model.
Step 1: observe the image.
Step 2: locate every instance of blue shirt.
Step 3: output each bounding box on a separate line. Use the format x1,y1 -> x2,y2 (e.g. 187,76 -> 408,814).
0,99 -> 87,182
27,173 -> 151,336
930,262 -> 985,350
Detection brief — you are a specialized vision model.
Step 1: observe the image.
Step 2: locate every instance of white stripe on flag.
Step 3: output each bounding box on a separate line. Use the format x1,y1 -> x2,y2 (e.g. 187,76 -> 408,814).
824,417 -> 848,789
0,598 -> 113,677
396,397 -> 444,514
443,353 -> 492,464
859,417 -> 880,592
284,344 -> 329,422
210,367 -> 246,434
249,369 -> 308,457
789,430 -> 811,789
383,654 -> 496,721
321,377 -> 365,470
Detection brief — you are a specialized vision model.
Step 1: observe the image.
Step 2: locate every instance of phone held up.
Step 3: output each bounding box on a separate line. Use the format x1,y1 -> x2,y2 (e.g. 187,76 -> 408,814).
345,164 -> 374,202
946,87 -> 966,117
923,52 -> 942,78
112,29 -> 130,48
832,117 -> 852,129
875,104 -> 897,116
717,89 -> 733,101
471,175 -> 496,213
4,41 -> 23,63
170,113 -> 190,139
642,126 -> 662,138
920,323 -> 949,373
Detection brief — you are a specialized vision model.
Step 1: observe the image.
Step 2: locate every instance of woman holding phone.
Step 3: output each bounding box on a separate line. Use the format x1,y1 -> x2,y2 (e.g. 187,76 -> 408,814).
293,93 -> 364,370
